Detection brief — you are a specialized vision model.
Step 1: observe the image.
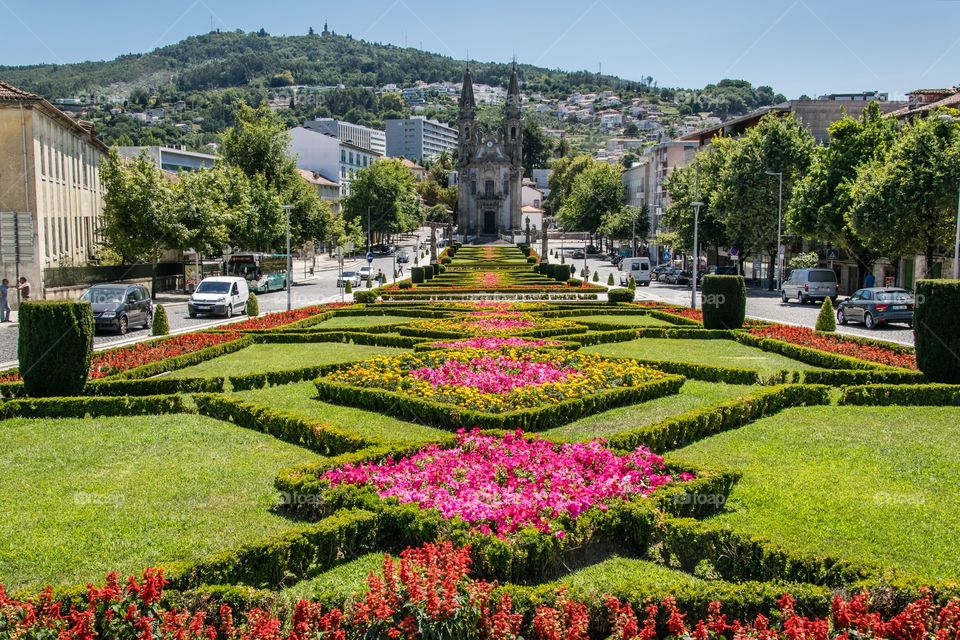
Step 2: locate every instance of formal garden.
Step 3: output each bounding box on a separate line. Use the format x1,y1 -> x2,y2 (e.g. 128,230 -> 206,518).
1,244 -> 959,640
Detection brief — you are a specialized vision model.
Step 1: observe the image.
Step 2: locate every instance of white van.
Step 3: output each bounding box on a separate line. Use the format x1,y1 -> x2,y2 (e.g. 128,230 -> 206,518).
188,276 -> 250,318
620,257 -> 652,286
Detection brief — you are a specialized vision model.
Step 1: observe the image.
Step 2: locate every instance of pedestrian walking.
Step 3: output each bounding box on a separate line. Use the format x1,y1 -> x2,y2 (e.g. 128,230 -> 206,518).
865,271 -> 875,288
398,264 -> 404,276
17,277 -> 31,301
0,279 -> 9,322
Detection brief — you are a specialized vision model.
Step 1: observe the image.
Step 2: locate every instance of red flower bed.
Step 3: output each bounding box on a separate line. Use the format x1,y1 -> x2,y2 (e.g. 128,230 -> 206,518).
749,325 -> 917,370
0,332 -> 243,382
1,549 -> 958,640
226,303 -> 349,331
660,307 -> 704,323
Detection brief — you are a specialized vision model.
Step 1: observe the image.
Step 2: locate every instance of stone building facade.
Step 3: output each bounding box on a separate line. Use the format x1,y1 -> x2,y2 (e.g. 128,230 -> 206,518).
456,68 -> 523,236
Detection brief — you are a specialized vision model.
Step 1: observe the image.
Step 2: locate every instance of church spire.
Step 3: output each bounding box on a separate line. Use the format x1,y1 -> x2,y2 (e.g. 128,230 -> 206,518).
459,68 -> 475,111
506,65 -> 520,117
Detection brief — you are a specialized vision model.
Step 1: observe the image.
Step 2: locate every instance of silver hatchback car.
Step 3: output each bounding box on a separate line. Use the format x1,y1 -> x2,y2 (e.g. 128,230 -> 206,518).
836,288 -> 914,329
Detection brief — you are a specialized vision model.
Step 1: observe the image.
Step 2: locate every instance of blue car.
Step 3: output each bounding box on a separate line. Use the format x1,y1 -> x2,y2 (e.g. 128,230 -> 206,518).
836,287 -> 914,329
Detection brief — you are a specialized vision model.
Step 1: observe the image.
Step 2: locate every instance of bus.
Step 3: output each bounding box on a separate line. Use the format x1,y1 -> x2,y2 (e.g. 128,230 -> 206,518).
226,253 -> 292,294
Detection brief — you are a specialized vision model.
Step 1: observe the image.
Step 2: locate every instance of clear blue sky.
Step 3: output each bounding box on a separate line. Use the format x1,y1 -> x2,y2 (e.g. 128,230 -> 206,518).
0,0 -> 957,98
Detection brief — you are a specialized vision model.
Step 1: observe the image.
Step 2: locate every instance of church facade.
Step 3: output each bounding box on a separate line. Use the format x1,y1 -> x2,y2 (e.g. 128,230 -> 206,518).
456,68 -> 524,236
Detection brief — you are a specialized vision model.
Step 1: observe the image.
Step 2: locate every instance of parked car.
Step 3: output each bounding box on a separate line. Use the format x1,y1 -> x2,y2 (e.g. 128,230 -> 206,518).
371,243 -> 393,255
780,268 -> 839,304
396,252 -> 411,264
572,250 -> 586,259
80,283 -> 153,335
691,265 -> 738,287
620,257 -> 652,286
652,265 -> 671,282
359,266 -> 373,281
585,245 -> 600,255
337,271 -> 362,288
665,269 -> 691,285
836,288 -> 914,329
188,276 -> 249,318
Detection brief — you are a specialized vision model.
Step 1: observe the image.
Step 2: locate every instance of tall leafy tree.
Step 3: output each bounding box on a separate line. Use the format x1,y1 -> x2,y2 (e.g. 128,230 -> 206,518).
341,159 -> 421,242
599,205 -> 650,251
848,111 -> 960,278
663,150 -> 728,261
788,102 -> 897,285
522,118 -> 554,176
221,103 -> 296,190
174,164 -> 251,256
711,113 -> 814,287
545,154 -> 594,214
98,150 -> 181,263
557,162 -> 624,233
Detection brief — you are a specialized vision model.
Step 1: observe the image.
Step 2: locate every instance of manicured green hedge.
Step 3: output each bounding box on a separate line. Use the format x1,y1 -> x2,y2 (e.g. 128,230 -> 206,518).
116,335 -> 255,379
313,375 -> 685,432
659,515 -> 879,587
701,276 -> 746,330
18,300 -> 94,396
607,384 -> 831,453
0,394 -> 188,420
352,290 -> 377,303
228,362 -> 348,391
802,369 -> 926,385
85,377 -> 225,395
914,279 -> 960,383
566,328 -> 736,346
166,509 -> 379,590
193,394 -> 375,454
257,331 -> 425,348
631,358 -> 784,385
647,310 -> 703,327
838,383 -> 960,406
607,288 -> 635,303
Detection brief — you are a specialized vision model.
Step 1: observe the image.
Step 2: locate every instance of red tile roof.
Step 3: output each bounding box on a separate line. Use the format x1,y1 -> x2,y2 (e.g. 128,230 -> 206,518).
0,79 -> 108,152
0,80 -> 41,102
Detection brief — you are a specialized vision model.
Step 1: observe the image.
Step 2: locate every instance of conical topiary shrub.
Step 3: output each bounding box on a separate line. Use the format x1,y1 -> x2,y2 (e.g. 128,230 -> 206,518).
246,292 -> 259,317
593,271 -> 600,282
345,281 -> 353,294
816,296 -> 836,332
152,304 -> 169,336
607,273 -> 614,286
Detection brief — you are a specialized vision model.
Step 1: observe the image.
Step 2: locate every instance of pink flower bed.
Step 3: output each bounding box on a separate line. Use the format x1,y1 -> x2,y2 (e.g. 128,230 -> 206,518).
465,311 -> 535,332
432,337 -> 564,349
323,430 -> 693,537
409,356 -> 573,393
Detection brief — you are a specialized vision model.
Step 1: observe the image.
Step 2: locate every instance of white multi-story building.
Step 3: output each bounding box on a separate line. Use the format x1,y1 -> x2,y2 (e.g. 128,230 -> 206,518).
384,116 -> 458,163
302,117 -> 386,156
288,126 -> 382,196
0,80 -> 108,300
117,145 -> 216,173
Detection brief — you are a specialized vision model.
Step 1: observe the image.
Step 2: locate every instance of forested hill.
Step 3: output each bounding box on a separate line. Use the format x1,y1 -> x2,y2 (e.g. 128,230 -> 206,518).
0,29 -> 783,114
0,29 -> 647,99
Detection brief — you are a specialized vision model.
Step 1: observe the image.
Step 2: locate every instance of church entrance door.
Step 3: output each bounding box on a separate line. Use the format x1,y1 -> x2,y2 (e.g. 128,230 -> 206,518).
483,211 -> 496,235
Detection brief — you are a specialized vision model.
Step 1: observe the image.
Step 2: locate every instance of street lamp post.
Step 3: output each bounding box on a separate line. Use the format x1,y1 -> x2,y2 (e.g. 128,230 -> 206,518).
691,201 -> 704,309
765,170 -> 784,291
525,216 -> 531,245
281,204 -> 295,311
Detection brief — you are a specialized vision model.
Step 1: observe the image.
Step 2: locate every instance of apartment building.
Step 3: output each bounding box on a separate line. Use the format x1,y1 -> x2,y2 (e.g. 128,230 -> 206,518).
384,117 -> 458,163
288,126 -> 382,196
302,117 -> 386,156
0,80 -> 108,300
117,145 -> 216,173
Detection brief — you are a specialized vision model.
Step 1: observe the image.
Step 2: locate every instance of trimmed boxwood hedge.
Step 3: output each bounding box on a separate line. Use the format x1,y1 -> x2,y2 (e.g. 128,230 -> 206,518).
312,374 -> 685,432
607,384 -> 830,453
914,279 -> 960,383
734,332 -> 883,371
18,300 -> 94,396
115,335 -> 256,380
838,383 -> 960,406
256,331 -> 425,348
0,394 -> 188,419
193,394 -> 375,454
607,288 -> 635,303
701,275 -> 746,330
801,369 -> 926,385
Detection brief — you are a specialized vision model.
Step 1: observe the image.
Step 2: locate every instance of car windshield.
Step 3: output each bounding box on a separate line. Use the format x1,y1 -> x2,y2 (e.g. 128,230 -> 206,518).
80,288 -> 125,304
342,272 -> 357,277
876,290 -> 911,302
196,281 -> 231,294
808,270 -> 836,282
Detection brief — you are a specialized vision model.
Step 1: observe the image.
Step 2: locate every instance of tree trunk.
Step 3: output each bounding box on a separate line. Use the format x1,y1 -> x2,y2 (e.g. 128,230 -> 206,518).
925,245 -> 936,280
767,253 -> 776,291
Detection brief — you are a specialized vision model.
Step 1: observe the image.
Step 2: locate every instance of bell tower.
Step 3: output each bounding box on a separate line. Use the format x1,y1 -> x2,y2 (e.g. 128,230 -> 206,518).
503,66 -> 522,164
458,69 -> 476,169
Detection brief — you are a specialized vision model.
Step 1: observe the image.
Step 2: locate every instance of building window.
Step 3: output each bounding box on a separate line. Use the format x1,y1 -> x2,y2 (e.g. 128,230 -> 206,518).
471,180 -> 477,195
510,126 -> 517,141
341,149 -> 346,163
485,180 -> 494,197
503,179 -> 509,196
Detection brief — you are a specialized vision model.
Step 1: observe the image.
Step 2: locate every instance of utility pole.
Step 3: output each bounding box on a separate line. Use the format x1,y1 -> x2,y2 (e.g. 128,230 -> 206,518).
282,204 -> 295,311
765,171 -> 784,291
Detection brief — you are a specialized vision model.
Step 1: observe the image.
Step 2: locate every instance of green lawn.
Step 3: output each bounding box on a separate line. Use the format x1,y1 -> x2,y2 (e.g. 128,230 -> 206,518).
574,314 -> 673,327
555,555 -> 705,597
584,338 -> 817,375
0,414 -> 321,592
283,553 -> 385,604
546,380 -> 756,441
313,315 -> 416,329
233,382 -> 448,442
169,343 -> 407,378
671,406 -> 960,580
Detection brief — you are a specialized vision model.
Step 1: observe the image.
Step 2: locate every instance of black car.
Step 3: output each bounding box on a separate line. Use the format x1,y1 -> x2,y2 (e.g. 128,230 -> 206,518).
652,265 -> 671,282
79,283 -> 153,334
572,250 -> 586,259
396,252 -> 411,264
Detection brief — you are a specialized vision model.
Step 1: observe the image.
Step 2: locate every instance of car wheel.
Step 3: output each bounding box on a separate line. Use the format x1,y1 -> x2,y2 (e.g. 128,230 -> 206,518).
118,315 -> 128,335
189,311 -> 197,318
241,303 -> 248,315
864,312 -> 876,329
144,311 -> 153,330
798,293 -> 807,305
781,290 -> 789,303
225,303 -> 233,318
837,309 -> 847,325
906,321 -> 913,329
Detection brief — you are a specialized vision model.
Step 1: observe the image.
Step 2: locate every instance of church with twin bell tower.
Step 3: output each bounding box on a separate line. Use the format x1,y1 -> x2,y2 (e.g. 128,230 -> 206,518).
456,67 -> 523,237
